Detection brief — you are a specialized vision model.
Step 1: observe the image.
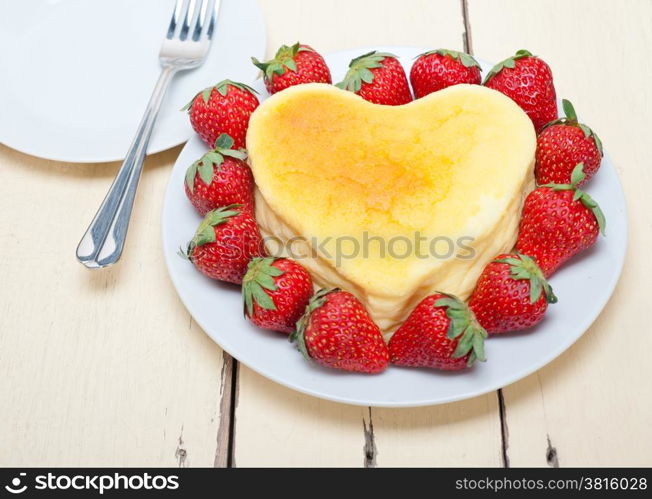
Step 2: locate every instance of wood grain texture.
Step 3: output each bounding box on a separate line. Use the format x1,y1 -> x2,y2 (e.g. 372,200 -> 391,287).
468,0 -> 652,466
256,0 -> 466,54
234,368 -> 370,467
0,146 -> 229,466
372,396 -> 503,467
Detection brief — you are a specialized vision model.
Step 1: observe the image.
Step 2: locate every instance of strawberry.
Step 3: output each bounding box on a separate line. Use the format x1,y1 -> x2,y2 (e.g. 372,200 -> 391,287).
182,79 -> 259,149
243,257 -> 314,334
183,205 -> 265,284
536,99 -> 603,186
336,51 -> 412,105
388,293 -> 487,370
410,49 -> 481,98
484,49 -> 557,132
469,253 -> 557,335
184,133 -> 254,216
290,289 -> 389,374
252,42 -> 331,94
516,164 -> 606,277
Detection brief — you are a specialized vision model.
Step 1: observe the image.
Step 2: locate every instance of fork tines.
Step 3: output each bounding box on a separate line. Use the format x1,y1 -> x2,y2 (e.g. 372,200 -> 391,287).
167,0 -> 216,41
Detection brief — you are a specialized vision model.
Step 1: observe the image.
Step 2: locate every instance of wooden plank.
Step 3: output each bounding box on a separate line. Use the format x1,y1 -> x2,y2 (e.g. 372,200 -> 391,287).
234,368 -> 370,467
233,0 -> 503,468
372,395 -> 503,467
468,0 -> 652,466
0,146 -> 231,466
256,0 -> 467,54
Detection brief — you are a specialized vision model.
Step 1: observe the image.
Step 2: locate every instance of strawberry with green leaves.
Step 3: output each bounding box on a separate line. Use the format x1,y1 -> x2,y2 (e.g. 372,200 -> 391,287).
182,79 -> 259,149
516,164 -> 606,277
484,49 -> 557,132
410,49 -> 481,98
336,51 -> 412,105
243,257 -> 314,334
388,293 -> 487,371
183,205 -> 265,284
252,43 -> 331,94
184,134 -> 253,216
469,253 -> 557,334
290,289 -> 389,374
536,99 -> 603,186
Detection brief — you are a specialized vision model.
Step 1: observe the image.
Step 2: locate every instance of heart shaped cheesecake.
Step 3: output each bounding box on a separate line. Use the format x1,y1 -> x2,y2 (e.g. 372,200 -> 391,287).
247,83 -> 535,333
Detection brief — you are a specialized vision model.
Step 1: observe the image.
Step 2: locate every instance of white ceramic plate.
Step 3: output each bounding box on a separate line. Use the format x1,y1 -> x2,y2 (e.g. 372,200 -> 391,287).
0,0 -> 265,163
162,46 -> 627,407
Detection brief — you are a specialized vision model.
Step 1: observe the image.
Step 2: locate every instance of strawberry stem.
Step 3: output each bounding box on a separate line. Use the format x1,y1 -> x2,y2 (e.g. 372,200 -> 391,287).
181,80 -> 257,111
290,288 -> 338,360
494,254 -> 557,304
251,42 -> 311,81
483,49 -> 534,84
434,293 -> 488,366
562,99 -> 577,123
184,134 -> 247,192
416,49 -> 480,68
539,100 -> 604,156
542,164 -> 606,235
187,205 -> 242,253
335,51 -> 397,93
242,257 -> 284,316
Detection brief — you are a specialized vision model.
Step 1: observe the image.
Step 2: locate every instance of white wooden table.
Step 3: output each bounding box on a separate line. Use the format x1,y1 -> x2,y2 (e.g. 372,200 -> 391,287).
1,0 -> 650,467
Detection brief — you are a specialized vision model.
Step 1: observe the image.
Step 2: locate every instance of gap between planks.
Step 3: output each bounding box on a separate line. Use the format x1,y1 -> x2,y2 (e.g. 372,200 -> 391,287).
214,351 -> 238,467
461,0 -> 473,55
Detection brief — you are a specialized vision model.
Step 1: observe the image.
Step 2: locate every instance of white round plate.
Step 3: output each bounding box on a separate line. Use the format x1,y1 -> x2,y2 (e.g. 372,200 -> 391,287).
162,46 -> 627,407
0,0 -> 265,163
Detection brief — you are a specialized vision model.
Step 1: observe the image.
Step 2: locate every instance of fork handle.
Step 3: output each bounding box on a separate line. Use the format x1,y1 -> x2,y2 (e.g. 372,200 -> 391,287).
76,65 -> 177,268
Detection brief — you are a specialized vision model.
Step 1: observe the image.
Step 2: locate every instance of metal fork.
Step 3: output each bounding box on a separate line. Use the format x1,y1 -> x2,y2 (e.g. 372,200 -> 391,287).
76,0 -> 218,269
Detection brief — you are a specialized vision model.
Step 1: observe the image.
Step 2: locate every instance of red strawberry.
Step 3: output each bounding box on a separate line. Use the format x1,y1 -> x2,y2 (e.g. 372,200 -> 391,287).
410,49 -> 481,98
388,293 -> 487,370
243,257 -> 314,334
184,134 -> 254,216
516,164 -> 606,277
469,253 -> 557,334
484,49 -> 557,132
536,99 -> 603,186
336,51 -> 412,105
290,289 -> 389,374
183,205 -> 265,284
252,43 -> 331,94
182,79 -> 259,149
